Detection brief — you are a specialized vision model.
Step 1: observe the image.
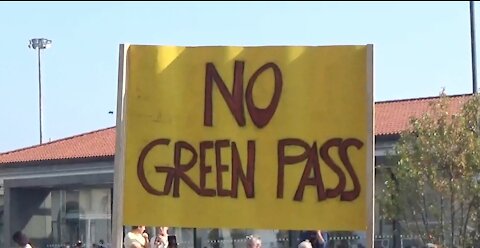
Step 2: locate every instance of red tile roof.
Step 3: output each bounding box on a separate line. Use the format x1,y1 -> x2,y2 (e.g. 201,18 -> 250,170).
375,94 -> 469,136
0,94 -> 472,165
0,127 -> 115,164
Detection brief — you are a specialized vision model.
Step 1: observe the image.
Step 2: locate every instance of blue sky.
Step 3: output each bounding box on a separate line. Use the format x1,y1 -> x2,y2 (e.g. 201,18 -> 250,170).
0,1 -> 475,152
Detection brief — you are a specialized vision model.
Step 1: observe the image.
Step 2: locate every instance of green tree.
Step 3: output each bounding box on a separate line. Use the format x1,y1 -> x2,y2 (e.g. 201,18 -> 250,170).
378,91 -> 480,247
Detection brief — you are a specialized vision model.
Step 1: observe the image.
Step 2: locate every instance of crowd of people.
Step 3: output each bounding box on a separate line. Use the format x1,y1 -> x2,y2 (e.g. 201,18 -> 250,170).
11,228 -> 327,248
124,226 -> 170,248
123,228 -> 329,248
11,230 -> 107,248
11,228 -> 339,248
122,227 -> 328,248
12,228 -> 331,248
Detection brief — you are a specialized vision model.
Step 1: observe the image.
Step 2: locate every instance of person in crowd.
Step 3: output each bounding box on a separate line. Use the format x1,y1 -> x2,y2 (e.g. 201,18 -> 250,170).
74,240 -> 83,247
298,240 -> 313,248
12,231 -> 33,248
98,239 -> 107,248
246,235 -> 261,248
124,225 -> 150,248
299,230 -> 328,248
150,226 -> 169,248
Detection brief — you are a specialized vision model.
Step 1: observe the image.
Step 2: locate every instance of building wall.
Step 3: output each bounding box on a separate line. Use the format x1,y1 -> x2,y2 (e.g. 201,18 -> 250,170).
7,187 -> 51,247
0,138 -> 397,248
0,160 -> 113,248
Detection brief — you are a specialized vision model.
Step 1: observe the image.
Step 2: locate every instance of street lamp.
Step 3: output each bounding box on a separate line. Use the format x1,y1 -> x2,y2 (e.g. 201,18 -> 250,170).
28,38 -> 52,144
470,1 -> 477,94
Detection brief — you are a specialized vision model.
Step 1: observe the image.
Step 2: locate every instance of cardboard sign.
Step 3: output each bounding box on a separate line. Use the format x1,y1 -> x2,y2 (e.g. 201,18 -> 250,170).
120,45 -> 373,231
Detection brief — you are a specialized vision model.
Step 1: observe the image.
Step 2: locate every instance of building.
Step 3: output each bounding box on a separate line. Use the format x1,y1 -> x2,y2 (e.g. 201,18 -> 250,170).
0,94 -> 470,248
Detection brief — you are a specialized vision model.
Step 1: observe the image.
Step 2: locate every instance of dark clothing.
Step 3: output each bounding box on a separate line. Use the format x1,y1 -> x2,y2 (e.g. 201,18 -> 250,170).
299,231 -> 328,248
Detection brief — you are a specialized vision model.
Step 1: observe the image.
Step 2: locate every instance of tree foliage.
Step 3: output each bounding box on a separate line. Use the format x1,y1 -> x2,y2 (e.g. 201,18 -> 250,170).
378,92 -> 480,247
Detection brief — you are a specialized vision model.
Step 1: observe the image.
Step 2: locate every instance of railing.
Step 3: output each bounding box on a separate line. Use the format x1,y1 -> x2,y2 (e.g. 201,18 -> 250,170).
373,235 -> 423,248
42,235 -> 374,248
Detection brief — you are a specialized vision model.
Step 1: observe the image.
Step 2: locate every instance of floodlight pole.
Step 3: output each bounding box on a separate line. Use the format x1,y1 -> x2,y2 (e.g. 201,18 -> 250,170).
471,1 -> 477,94
37,46 -> 43,144
29,38 -> 51,144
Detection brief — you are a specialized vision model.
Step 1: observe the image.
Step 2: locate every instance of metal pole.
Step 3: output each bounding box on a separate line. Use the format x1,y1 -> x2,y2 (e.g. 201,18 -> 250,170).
37,47 -> 43,144
471,1 -> 478,94
288,231 -> 293,248
193,228 -> 197,248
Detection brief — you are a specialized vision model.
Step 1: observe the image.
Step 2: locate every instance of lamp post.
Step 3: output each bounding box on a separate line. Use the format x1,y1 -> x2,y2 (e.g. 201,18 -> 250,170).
470,1 -> 477,94
28,38 -> 52,144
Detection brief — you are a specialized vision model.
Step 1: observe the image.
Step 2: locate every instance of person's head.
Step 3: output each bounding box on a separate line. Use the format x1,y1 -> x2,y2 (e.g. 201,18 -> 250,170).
156,226 -> 169,236
132,225 -> 146,233
12,231 -> 29,246
246,235 -> 261,248
298,240 -> 313,248
304,231 -> 318,241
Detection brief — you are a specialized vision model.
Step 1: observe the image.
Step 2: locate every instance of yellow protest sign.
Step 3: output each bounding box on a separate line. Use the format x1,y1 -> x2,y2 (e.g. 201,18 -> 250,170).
121,45 -> 373,231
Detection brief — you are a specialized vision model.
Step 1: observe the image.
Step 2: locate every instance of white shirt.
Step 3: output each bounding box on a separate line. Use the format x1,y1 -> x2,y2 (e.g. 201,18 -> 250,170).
150,235 -> 168,248
124,232 -> 147,248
